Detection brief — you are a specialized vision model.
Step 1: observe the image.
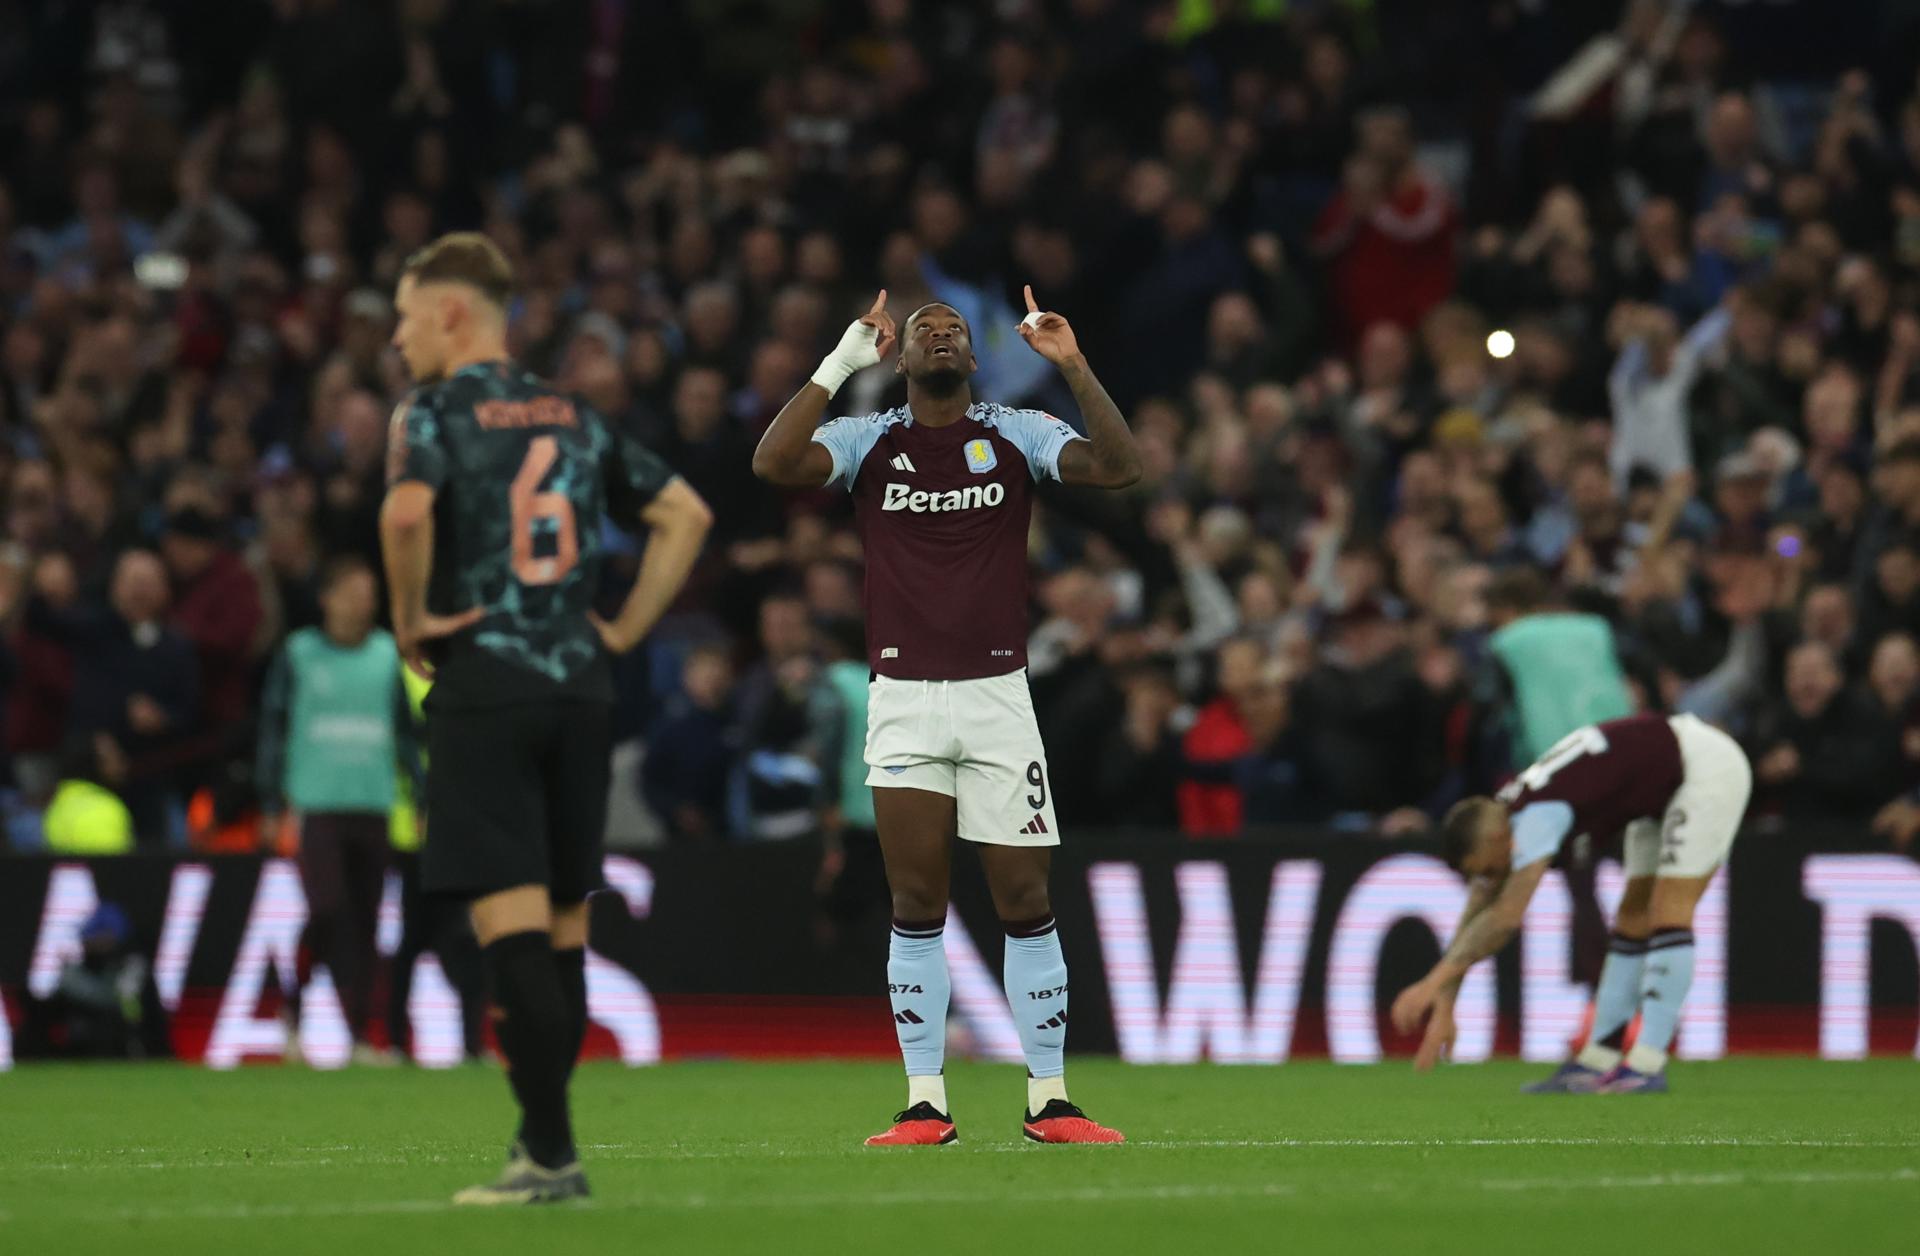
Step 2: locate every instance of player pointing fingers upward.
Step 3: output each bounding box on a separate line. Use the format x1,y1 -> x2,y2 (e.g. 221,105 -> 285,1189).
753,287 -> 1140,1146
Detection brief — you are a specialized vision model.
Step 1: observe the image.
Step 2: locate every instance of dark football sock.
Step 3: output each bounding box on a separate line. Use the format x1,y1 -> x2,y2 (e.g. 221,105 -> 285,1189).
553,945 -> 588,1081
482,931 -> 575,1169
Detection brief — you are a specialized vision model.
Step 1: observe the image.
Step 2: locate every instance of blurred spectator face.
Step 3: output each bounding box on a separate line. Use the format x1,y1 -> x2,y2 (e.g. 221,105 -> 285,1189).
1161,105 -> 1213,166
1207,293 -> 1263,354
625,329 -> 671,388
771,285 -> 828,352
1802,584 -> 1855,652
1240,677 -> 1291,744
383,191 -> 432,250
1358,322 -> 1411,390
337,389 -> 386,473
1568,458 -> 1616,521
1122,668 -> 1180,737
1870,634 -> 1920,713
1237,570 -> 1285,626
1805,370 -> 1860,452
674,368 -> 729,441
1047,567 -> 1115,635
1304,32 -> 1350,98
1356,107 -> 1414,174
8,461 -> 58,545
795,232 -> 842,287
110,551 -> 169,625
1244,384 -> 1292,438
1714,469 -> 1768,527
747,341 -> 803,402
321,565 -> 378,643
1705,93 -> 1758,168
1160,194 -> 1209,243
684,282 -> 740,353
683,647 -> 734,710
1635,198 -> 1684,255
804,560 -> 860,619
1196,504 -> 1252,566
911,188 -> 967,252
668,218 -> 716,285
1785,642 -> 1843,719
1215,637 -> 1267,704
1435,563 -> 1492,631
760,597 -> 811,661
1872,452 -> 1920,513
739,227 -> 787,289
1456,481 -> 1507,544
1820,464 -> 1865,523
1878,545 -> 1920,605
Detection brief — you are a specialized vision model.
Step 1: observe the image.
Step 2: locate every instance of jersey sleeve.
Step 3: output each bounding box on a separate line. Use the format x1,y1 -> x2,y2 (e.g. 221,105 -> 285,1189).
810,415 -> 887,490
1509,800 -> 1576,870
603,428 -> 678,523
996,408 -> 1085,482
385,393 -> 447,489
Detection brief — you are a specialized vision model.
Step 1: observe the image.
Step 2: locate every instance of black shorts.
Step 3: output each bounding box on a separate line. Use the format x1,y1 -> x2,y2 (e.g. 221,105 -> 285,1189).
421,699 -> 611,904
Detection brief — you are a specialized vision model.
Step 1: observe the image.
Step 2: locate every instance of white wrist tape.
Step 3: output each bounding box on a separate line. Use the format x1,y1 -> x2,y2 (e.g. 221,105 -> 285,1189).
811,319 -> 883,397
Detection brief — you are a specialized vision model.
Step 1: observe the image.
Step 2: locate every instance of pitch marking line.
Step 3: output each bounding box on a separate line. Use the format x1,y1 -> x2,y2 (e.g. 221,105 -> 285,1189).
12,1169 -> 1919,1226
15,1135 -> 1920,1174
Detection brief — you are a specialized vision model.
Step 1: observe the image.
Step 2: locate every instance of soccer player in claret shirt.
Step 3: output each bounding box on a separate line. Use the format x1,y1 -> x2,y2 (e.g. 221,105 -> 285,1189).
382,233 -> 712,1203
1391,713 -> 1753,1093
754,288 -> 1140,1145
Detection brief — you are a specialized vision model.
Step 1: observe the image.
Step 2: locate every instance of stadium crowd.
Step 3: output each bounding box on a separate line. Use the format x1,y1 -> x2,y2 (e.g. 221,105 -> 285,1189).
5,0 -> 1920,855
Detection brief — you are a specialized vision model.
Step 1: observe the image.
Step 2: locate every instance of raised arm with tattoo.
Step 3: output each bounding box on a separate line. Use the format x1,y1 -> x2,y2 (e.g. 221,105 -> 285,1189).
1020,286 -> 1142,490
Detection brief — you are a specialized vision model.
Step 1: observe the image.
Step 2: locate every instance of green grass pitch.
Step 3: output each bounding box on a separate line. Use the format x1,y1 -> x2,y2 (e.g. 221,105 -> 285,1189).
2,1059 -> 1915,1255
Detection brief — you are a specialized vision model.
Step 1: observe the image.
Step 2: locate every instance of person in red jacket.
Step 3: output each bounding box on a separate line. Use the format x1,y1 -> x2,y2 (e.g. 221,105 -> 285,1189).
1311,106 -> 1458,351
1178,636 -> 1267,837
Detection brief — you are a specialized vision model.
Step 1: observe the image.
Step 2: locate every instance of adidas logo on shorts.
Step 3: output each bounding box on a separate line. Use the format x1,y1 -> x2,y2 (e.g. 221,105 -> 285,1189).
1019,815 -> 1049,836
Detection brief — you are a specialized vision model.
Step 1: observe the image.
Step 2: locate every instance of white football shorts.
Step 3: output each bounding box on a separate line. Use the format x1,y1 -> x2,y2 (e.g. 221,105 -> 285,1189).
1621,714 -> 1754,879
864,668 -> 1059,847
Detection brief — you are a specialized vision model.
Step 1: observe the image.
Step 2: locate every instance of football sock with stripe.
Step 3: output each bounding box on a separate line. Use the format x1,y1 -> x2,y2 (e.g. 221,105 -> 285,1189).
1625,927 -> 1695,1074
1575,931 -> 1647,1072
1002,915 -> 1069,1109
482,931 -> 575,1169
889,918 -> 951,1112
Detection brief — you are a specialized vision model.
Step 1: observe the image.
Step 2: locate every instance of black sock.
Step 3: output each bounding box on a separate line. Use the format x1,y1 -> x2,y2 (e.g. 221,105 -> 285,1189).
554,946 -> 587,1081
482,931 -> 575,1169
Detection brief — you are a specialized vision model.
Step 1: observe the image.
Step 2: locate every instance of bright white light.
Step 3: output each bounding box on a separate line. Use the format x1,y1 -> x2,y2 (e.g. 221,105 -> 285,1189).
1487,329 -> 1516,359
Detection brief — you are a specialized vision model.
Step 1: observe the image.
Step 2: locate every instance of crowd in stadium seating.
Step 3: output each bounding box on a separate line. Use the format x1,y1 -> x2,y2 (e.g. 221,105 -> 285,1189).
4,0 -> 1920,853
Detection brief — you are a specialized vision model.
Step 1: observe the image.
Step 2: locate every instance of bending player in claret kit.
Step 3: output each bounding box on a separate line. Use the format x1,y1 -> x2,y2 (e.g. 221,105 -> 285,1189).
1391,712 -> 1754,1093
753,287 -> 1140,1145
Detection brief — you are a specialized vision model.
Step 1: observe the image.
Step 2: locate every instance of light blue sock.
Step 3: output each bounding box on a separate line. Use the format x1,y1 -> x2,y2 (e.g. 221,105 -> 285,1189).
1003,917 -> 1068,1082
1575,932 -> 1647,1071
888,919 -> 950,1081
1626,928 -> 1695,1073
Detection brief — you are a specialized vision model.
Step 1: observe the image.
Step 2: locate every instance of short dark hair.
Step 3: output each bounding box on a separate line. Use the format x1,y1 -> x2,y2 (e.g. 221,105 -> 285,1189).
319,553 -> 374,594
401,232 -> 514,308
1486,567 -> 1550,615
1440,797 -> 1504,870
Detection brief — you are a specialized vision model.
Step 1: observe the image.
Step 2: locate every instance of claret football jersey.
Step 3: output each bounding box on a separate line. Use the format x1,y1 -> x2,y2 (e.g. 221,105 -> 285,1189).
1497,714 -> 1688,869
812,403 -> 1083,681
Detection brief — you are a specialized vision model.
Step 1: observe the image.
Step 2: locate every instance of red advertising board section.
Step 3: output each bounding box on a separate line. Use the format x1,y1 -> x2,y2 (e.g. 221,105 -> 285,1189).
2,835 -> 1917,1069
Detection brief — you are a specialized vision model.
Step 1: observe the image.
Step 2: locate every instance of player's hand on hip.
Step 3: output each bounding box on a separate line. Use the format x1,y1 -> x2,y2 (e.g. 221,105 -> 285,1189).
397,606 -> 486,679
588,611 -> 640,656
1017,284 -> 1082,365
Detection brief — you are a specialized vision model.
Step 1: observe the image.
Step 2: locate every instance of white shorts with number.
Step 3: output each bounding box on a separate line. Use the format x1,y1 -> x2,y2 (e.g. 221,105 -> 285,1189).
1622,714 -> 1754,879
864,668 -> 1059,847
